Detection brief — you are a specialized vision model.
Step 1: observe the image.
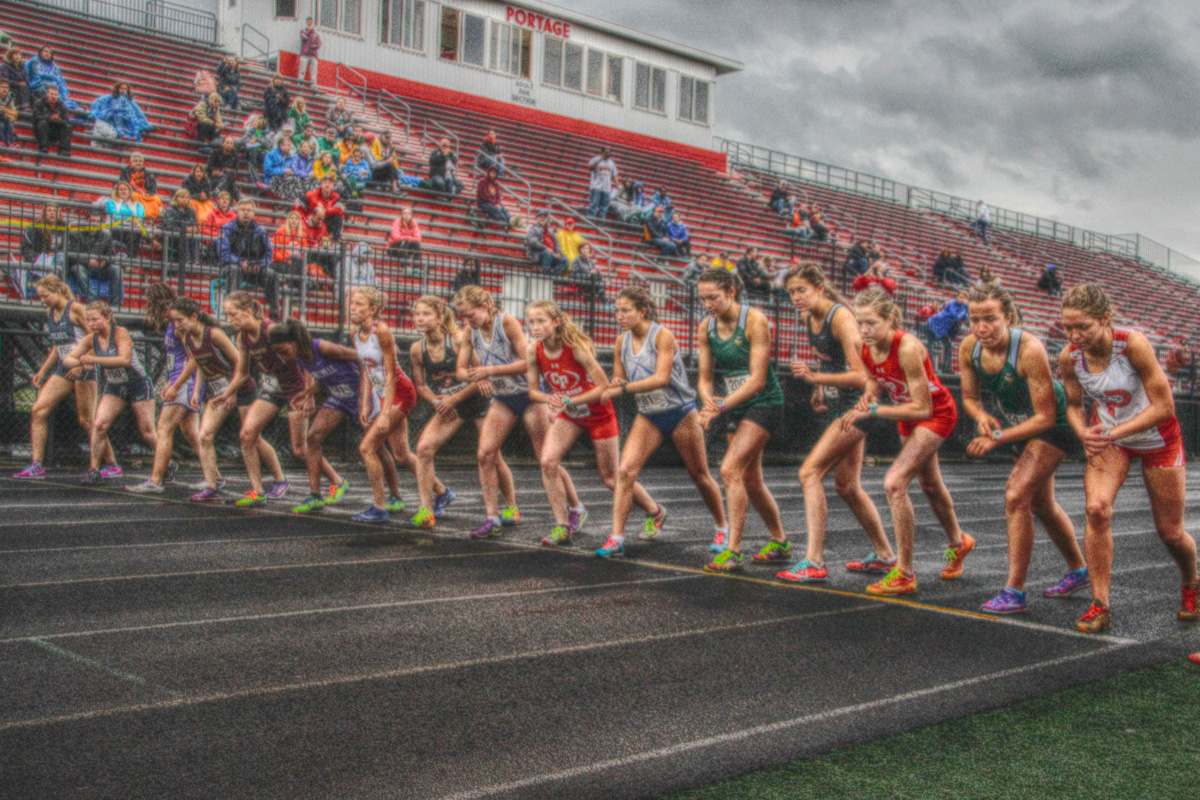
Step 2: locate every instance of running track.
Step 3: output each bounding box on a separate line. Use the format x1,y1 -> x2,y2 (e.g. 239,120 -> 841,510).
1,461 -> 1197,799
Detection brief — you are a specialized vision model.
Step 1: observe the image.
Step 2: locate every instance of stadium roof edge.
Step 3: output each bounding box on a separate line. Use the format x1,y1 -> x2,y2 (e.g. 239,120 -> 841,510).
516,0 -> 745,75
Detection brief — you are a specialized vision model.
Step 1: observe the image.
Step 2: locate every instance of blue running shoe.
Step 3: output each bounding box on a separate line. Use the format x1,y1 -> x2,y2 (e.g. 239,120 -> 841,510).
595,538 -> 625,558
432,487 -> 457,518
163,461 -> 177,486
981,586 -> 1027,614
352,505 -> 391,524
1044,568 -> 1090,597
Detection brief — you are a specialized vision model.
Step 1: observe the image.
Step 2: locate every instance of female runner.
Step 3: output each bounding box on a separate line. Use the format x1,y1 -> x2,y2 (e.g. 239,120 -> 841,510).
406,295 -> 504,529
1058,283 -> 1198,632
837,288 -> 974,595
167,297 -> 285,501
349,285 -> 417,523
454,286 -> 582,540
594,287 -> 727,558
267,319 -> 377,515
126,284 -> 202,493
61,301 -> 157,485
212,291 -> 343,507
525,299 -> 663,547
775,264 -> 896,583
14,275 -> 115,479
694,269 -> 790,573
959,283 -> 1087,613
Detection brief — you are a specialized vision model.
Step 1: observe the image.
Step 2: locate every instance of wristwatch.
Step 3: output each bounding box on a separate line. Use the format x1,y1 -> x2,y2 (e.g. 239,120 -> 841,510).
868,401 -> 878,417
714,398 -> 726,411
563,396 -> 575,410
992,429 -> 1004,441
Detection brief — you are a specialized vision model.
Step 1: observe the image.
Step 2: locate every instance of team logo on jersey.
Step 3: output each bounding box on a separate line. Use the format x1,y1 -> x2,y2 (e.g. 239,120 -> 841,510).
547,371 -> 579,392
1102,389 -> 1133,417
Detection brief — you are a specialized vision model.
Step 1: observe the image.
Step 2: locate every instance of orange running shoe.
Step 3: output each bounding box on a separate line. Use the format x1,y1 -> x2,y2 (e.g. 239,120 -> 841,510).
940,533 -> 975,580
867,567 -> 918,596
1074,601 -> 1112,633
1180,583 -> 1199,621
1189,653 -> 1200,665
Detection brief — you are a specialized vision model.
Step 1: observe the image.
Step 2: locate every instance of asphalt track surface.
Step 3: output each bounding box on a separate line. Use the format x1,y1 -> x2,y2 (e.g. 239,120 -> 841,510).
2,460 -> 1198,799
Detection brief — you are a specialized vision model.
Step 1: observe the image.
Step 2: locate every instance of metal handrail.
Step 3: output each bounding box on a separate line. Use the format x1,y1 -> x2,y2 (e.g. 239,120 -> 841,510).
377,89 -> 412,139
334,62 -> 369,104
544,196 -> 616,269
144,0 -> 218,43
240,24 -> 276,65
8,0 -> 218,43
633,253 -> 686,287
422,117 -> 461,157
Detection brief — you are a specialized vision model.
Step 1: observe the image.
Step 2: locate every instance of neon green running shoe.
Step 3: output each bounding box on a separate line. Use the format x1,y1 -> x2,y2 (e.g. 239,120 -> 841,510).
704,549 -> 744,574
640,505 -> 667,540
326,481 -> 349,505
406,507 -> 435,529
541,525 -> 571,547
385,495 -> 405,513
752,539 -> 792,563
500,505 -> 521,526
235,490 -> 267,508
293,494 -> 326,514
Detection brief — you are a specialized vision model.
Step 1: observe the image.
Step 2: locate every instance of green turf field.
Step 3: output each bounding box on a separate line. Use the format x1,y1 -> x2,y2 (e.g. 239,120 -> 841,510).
669,659 -> 1200,800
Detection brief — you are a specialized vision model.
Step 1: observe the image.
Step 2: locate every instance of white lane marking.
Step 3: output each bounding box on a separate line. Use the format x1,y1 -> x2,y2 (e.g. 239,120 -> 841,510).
0,530 -> 376,555
0,550 -> 528,590
435,642 -> 1139,800
0,501 -> 137,510
0,514 -> 241,529
29,638 -> 184,698
0,603 -> 880,732
0,574 -> 699,645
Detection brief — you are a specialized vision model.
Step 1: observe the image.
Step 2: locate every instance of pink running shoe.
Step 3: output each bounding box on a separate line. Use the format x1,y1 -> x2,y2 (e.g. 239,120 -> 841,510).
12,464 -> 45,479
99,464 -> 123,479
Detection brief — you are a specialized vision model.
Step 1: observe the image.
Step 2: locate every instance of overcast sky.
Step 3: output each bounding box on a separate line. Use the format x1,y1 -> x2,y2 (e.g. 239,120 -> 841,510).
555,0 -> 1200,261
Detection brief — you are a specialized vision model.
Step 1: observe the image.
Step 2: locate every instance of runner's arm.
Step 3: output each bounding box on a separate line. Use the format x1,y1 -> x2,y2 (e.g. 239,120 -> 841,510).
871,335 -> 934,422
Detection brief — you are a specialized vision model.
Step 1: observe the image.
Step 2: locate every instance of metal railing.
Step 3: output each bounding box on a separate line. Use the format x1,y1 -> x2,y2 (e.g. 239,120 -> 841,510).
330,64 -> 413,140
17,0 -> 219,43
421,117 -> 461,158
240,23 -> 277,67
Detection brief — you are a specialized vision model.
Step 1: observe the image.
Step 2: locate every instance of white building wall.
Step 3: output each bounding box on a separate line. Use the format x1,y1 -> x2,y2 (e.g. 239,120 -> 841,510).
221,0 -> 722,148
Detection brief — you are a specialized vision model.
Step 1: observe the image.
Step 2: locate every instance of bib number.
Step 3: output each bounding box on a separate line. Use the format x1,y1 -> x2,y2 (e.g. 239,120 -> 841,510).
259,374 -> 281,397
328,384 -> 355,400
206,377 -> 230,397
824,386 -> 840,400
564,399 -> 590,418
369,371 -> 387,395
438,381 -> 467,397
105,368 -> 128,383
637,389 -> 672,413
56,343 -> 74,360
491,376 -> 522,396
724,374 -> 750,396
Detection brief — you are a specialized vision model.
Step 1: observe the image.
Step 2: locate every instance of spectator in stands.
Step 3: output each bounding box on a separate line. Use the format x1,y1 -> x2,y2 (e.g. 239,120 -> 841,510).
645,186 -> 674,222
118,152 -> 163,218
586,147 -> 618,219
1037,263 -> 1062,296
206,136 -> 240,199
88,81 -> 152,143
190,92 -> 223,144
682,254 -> 710,284
927,290 -> 970,371
293,122 -> 319,153
2,48 -> 30,111
644,206 -> 678,257
302,206 -> 339,281
666,211 -> 691,257
182,163 -> 216,221
764,255 -> 787,296
571,242 -> 608,303
769,180 -> 792,216
26,46 -> 80,111
216,55 -> 241,110
312,150 -> 344,193
263,137 -> 307,201
316,124 -> 340,157
105,181 -> 145,256
810,204 -> 829,241
16,203 -> 64,295
219,199 -> 279,317
262,74 -> 291,131
201,190 -> 236,247
365,129 -> 403,192
737,246 -> 772,295
452,256 -> 482,293
556,217 -> 586,264
301,176 -> 345,241
526,210 -> 567,275
788,206 -> 813,240
385,205 -> 422,269
238,113 -> 271,171
160,188 -> 199,271
933,248 -> 969,286
932,248 -> 955,285
712,251 -> 735,272
344,241 -> 376,287
326,97 -> 356,138
475,164 -> 512,227
66,206 -> 120,305
844,239 -> 870,276
977,263 -> 997,286
428,138 -> 462,196
0,81 -> 16,148
975,200 -> 990,245
286,97 -> 311,134
299,17 -> 321,87
608,178 -> 638,222
853,253 -> 898,295
337,126 -> 363,164
292,140 -> 317,184
947,250 -> 968,285
341,149 -> 370,198
476,129 -> 504,176
272,209 -> 309,277
32,84 -> 71,156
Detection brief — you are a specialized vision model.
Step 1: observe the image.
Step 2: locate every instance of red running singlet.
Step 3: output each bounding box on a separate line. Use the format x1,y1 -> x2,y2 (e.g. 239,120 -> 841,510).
535,340 -> 619,441
862,330 -> 958,439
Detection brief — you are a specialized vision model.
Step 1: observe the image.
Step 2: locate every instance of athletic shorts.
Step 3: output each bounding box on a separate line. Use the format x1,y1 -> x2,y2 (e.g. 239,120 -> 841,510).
640,402 -> 697,436
1117,418 -> 1186,468
163,373 -> 201,411
323,387 -> 379,425
101,372 -> 154,404
491,393 -> 532,417
559,409 -> 619,441
205,376 -> 258,408
51,362 -> 97,382
256,373 -> 300,408
727,403 -> 785,435
393,373 -> 418,415
823,387 -> 862,418
897,402 -> 958,440
1027,425 -> 1082,458
437,391 -> 489,420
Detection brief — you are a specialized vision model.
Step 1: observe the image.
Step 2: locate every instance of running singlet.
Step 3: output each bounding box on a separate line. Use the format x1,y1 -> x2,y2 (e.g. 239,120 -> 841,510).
620,322 -> 695,415
186,326 -> 256,398
424,335 -> 468,396
471,313 -> 528,396
706,305 -> 784,411
863,330 -> 957,438
94,327 -> 148,388
239,320 -> 305,400
535,340 -> 616,424
806,303 -> 860,406
971,328 -> 1068,428
299,338 -> 380,420
163,322 -> 199,406
355,323 -> 412,395
1068,328 -> 1179,451
46,303 -> 93,380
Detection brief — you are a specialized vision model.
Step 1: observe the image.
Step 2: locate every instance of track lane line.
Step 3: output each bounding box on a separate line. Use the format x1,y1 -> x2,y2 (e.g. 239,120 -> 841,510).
29,638 -> 184,698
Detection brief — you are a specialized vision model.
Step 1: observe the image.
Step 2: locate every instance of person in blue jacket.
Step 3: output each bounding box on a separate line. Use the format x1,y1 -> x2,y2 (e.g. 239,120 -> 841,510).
927,289 -> 970,371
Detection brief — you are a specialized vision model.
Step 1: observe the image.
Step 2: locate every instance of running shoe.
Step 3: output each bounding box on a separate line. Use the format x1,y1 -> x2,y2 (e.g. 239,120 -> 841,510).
1074,602 -> 1112,633
293,495 -> 326,514
385,495 -> 405,513
80,468 -> 103,486
940,533 -> 976,580
542,525 -> 571,547
12,463 -> 45,479
126,480 -> 163,494
1190,653 -> 1200,665
777,559 -> 827,583
190,477 -> 227,492
980,586 -> 1028,614
432,487 -> 457,518
500,506 -> 520,526
1044,568 -> 1090,597
595,538 -> 625,558
266,479 -> 291,500
568,507 -> 589,534
639,505 -> 666,541
752,539 -> 792,563
845,551 -> 897,574
191,486 -> 223,502
867,567 -> 918,596
1180,584 -> 1199,621
704,550 -> 744,574
99,464 -> 123,479
235,491 -> 267,507
471,518 -> 502,539
326,481 -> 348,505
406,508 -> 435,529
163,461 -> 177,486
351,505 -> 391,524
709,529 -> 728,553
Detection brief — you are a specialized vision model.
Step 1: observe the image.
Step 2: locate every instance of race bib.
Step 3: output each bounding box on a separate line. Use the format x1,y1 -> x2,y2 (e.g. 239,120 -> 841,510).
104,367 -> 128,383
56,343 -> 74,360
259,374 -> 281,397
564,399 -> 590,418
438,381 -> 468,397
328,384 -> 355,399
637,389 -> 672,413
369,370 -> 387,395
206,377 -> 230,396
491,376 -> 522,396
724,374 -> 750,396
824,386 -> 840,400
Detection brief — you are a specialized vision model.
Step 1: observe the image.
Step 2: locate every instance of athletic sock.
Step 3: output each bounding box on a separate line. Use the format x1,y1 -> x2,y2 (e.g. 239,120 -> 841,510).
31,460 -> 42,469
714,526 -> 729,535
569,504 -> 585,514
487,515 -> 501,526
611,534 -> 625,544
1068,567 -> 1088,576
1005,585 -> 1026,598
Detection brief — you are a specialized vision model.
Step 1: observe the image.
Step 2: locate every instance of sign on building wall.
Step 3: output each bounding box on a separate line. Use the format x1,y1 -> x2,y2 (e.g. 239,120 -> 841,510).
505,5 -> 571,37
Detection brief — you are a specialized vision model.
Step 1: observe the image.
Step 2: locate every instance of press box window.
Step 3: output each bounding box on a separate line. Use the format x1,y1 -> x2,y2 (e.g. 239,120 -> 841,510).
679,76 -> 710,124
489,20 -> 531,78
545,39 -> 621,102
440,7 -> 485,66
275,0 -> 295,17
634,62 -> 666,113
316,0 -> 361,35
381,0 -> 425,51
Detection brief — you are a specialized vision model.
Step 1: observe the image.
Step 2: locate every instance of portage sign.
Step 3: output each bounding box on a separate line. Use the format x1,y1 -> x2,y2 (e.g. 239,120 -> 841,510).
505,6 -> 572,38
